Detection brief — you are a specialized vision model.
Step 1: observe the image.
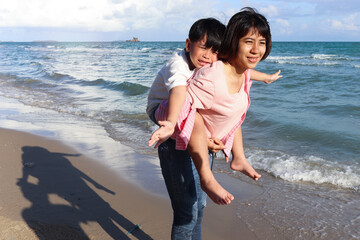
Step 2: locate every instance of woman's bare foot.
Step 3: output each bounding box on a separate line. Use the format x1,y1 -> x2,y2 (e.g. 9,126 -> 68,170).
200,176 -> 234,205
231,158 -> 261,181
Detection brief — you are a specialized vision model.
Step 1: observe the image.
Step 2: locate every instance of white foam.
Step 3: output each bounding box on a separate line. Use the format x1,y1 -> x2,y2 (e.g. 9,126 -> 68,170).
267,54 -> 348,66
311,54 -> 337,60
248,149 -> 360,190
141,47 -> 152,52
267,56 -> 305,60
265,56 -> 306,65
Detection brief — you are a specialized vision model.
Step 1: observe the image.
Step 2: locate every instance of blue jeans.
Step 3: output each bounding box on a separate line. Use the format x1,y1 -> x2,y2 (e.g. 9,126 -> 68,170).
158,138 -> 214,240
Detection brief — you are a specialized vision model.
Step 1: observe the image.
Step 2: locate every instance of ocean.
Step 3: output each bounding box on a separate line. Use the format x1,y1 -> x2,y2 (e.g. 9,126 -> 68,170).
0,41 -> 359,239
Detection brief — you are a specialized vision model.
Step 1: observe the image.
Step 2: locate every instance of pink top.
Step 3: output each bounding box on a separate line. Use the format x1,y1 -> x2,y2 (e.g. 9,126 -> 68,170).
155,61 -> 252,157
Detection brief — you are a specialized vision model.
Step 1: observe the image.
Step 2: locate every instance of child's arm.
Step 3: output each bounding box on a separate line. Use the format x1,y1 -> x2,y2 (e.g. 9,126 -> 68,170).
148,85 -> 186,148
251,69 -> 282,84
167,85 -> 187,125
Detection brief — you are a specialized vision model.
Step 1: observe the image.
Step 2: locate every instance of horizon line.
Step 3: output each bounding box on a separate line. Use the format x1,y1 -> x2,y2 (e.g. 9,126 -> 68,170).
1,40 -> 359,43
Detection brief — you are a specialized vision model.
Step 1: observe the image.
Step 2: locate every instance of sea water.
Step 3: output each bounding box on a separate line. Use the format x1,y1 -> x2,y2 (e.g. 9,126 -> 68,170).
0,41 -> 359,239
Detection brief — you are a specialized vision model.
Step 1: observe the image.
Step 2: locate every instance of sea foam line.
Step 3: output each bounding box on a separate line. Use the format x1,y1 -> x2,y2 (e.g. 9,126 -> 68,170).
248,149 -> 360,191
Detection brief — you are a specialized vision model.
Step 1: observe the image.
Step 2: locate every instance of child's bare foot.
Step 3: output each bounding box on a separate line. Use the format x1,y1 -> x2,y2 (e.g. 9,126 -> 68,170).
200,177 -> 234,205
231,158 -> 261,181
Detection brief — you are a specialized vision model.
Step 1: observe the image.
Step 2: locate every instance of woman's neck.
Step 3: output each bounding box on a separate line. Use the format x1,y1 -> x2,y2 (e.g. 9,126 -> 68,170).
223,62 -> 246,95
224,61 -> 246,78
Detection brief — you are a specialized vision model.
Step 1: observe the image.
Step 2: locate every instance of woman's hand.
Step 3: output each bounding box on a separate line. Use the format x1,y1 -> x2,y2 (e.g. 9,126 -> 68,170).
264,70 -> 282,84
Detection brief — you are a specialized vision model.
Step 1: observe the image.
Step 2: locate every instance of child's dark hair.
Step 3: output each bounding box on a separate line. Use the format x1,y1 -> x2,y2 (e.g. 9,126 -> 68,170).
188,18 -> 226,53
219,7 -> 272,62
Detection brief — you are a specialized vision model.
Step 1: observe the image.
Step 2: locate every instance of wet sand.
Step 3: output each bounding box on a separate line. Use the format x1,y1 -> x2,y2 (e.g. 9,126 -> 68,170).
0,127 -> 260,240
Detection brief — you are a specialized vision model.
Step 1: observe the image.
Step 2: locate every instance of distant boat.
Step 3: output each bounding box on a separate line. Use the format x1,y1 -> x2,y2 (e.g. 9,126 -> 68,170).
126,37 -> 140,42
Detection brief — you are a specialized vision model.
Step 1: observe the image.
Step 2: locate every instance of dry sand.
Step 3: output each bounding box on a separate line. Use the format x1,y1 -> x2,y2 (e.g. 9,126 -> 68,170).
0,127 -> 259,240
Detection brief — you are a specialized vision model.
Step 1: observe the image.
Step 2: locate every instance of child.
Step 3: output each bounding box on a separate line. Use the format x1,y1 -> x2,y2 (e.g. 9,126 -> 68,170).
148,8 -> 279,205
147,18 -> 226,239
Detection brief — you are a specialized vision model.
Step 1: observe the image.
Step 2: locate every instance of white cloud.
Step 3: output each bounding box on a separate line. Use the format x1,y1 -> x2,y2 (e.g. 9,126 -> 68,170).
0,0 -> 215,32
275,19 -> 290,27
275,18 -> 292,34
0,0 -> 115,30
330,13 -> 359,31
260,5 -> 279,18
300,24 -> 308,30
1,0 -> 359,41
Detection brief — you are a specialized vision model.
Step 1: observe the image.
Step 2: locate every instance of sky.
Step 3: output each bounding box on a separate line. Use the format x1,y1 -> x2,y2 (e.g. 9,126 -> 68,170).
0,0 -> 359,42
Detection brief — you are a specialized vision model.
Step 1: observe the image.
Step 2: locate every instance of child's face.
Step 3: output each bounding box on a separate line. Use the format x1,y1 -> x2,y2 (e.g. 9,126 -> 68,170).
234,28 -> 266,70
186,36 -> 218,70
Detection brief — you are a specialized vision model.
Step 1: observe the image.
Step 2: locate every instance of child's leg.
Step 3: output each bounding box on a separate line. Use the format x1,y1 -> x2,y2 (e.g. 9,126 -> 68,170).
230,127 -> 261,181
187,112 -> 234,205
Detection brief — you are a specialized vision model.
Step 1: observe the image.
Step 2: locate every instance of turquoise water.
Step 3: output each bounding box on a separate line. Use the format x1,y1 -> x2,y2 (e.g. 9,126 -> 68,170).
0,41 -> 359,239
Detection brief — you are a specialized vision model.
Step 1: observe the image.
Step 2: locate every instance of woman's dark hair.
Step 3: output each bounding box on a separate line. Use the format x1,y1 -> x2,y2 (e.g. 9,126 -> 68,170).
188,18 -> 226,53
218,7 -> 272,62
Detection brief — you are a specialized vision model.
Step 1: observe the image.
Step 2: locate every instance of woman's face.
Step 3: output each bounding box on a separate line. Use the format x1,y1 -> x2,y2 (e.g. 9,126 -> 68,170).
234,28 -> 266,71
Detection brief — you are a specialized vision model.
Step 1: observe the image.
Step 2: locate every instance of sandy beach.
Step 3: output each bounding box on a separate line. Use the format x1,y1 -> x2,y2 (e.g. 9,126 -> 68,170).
0,127 -> 260,240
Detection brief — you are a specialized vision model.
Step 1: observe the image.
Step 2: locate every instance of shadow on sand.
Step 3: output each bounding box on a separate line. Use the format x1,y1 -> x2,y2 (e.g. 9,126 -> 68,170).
17,146 -> 152,240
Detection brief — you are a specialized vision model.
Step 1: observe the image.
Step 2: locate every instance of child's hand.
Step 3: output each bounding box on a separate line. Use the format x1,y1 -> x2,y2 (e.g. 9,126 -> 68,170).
148,120 -> 175,148
207,137 -> 226,153
264,70 -> 282,84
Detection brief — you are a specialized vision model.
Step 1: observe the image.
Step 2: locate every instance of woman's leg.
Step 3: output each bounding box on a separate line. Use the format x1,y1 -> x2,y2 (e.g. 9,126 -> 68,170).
230,127 -> 261,181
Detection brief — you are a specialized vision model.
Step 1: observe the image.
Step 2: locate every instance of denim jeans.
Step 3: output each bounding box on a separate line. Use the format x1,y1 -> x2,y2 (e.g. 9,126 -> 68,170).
158,138 -> 214,240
